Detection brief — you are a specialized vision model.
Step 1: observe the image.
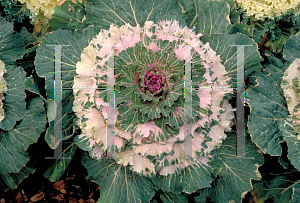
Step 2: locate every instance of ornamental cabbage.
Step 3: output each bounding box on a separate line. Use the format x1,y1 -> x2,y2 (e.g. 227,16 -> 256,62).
281,58 -> 300,136
16,0 -> 66,19
235,0 -> 300,20
73,20 -> 235,176
0,60 -> 7,123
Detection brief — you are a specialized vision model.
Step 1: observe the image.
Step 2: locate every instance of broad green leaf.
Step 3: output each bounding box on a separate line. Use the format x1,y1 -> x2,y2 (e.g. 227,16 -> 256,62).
160,192 -> 188,203
0,16 -> 25,65
35,25 -> 101,106
35,26 -> 101,149
24,74 -> 57,123
195,131 -> 264,203
278,142 -> 295,170
43,143 -> 77,182
151,160 -> 217,194
246,20 -> 267,44
24,75 -> 42,96
0,65 -> 26,131
19,27 -> 44,55
246,51 -> 289,155
44,99 -> 57,123
0,163 -> 35,193
283,31 -> 300,68
252,172 -> 300,203
85,0 -> 182,29
293,182 -> 300,203
0,97 -> 47,175
82,153 -> 156,203
45,110 -> 76,149
48,0 -> 90,32
197,0 -> 234,43
280,119 -> 300,171
177,0 -> 201,28
208,33 -> 263,90
223,0 -> 240,24
194,186 -> 213,203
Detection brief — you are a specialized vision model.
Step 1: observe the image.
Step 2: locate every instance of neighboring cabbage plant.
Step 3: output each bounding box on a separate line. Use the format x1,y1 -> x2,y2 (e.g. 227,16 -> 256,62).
235,0 -> 300,20
281,58 -> 300,136
234,0 -> 300,53
0,60 -> 7,123
73,20 -> 235,176
16,0 -> 66,21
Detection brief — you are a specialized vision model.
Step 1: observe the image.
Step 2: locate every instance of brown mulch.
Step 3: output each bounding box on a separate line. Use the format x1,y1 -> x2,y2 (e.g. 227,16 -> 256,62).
0,174 -> 100,203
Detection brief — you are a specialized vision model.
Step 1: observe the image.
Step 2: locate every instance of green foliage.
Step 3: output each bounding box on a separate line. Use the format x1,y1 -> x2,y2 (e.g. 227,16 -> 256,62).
235,5 -> 300,53
0,97 -> 47,175
0,0 -> 31,24
84,0 -> 182,29
194,132 -> 264,203
82,152 -> 156,203
246,51 -> 288,155
252,172 -> 300,203
0,16 -> 25,65
48,0 -> 89,32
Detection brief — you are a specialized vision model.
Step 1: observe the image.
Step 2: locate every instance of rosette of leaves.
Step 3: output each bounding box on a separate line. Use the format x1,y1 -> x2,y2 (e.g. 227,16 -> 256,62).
234,0 -> 300,53
279,31 -> 300,171
73,20 -> 236,177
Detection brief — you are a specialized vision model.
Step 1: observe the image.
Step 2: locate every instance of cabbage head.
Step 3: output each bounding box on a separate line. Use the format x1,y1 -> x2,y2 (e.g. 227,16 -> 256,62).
73,20 -> 235,176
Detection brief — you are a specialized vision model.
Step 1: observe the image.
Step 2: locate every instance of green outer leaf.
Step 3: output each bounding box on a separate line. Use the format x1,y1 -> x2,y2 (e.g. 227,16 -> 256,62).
160,192 -> 188,203
35,26 -> 101,149
0,97 -> 47,175
0,163 -> 35,193
177,0 -> 200,29
197,0 -> 234,43
283,31 -> 300,68
85,0 -> 182,29
48,0 -> 90,32
246,51 -> 289,155
35,25 -> 101,106
293,182 -> 300,203
195,131 -> 264,203
43,143 -> 77,182
246,20 -> 267,44
44,99 -> 57,123
0,16 -> 25,65
252,173 -> 300,203
208,33 -> 263,90
24,74 -> 57,124
24,74 -> 42,96
82,152 -> 156,203
0,65 -> 26,131
281,119 -> 300,171
45,110 -> 75,149
194,186 -> 213,203
151,160 -> 217,194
